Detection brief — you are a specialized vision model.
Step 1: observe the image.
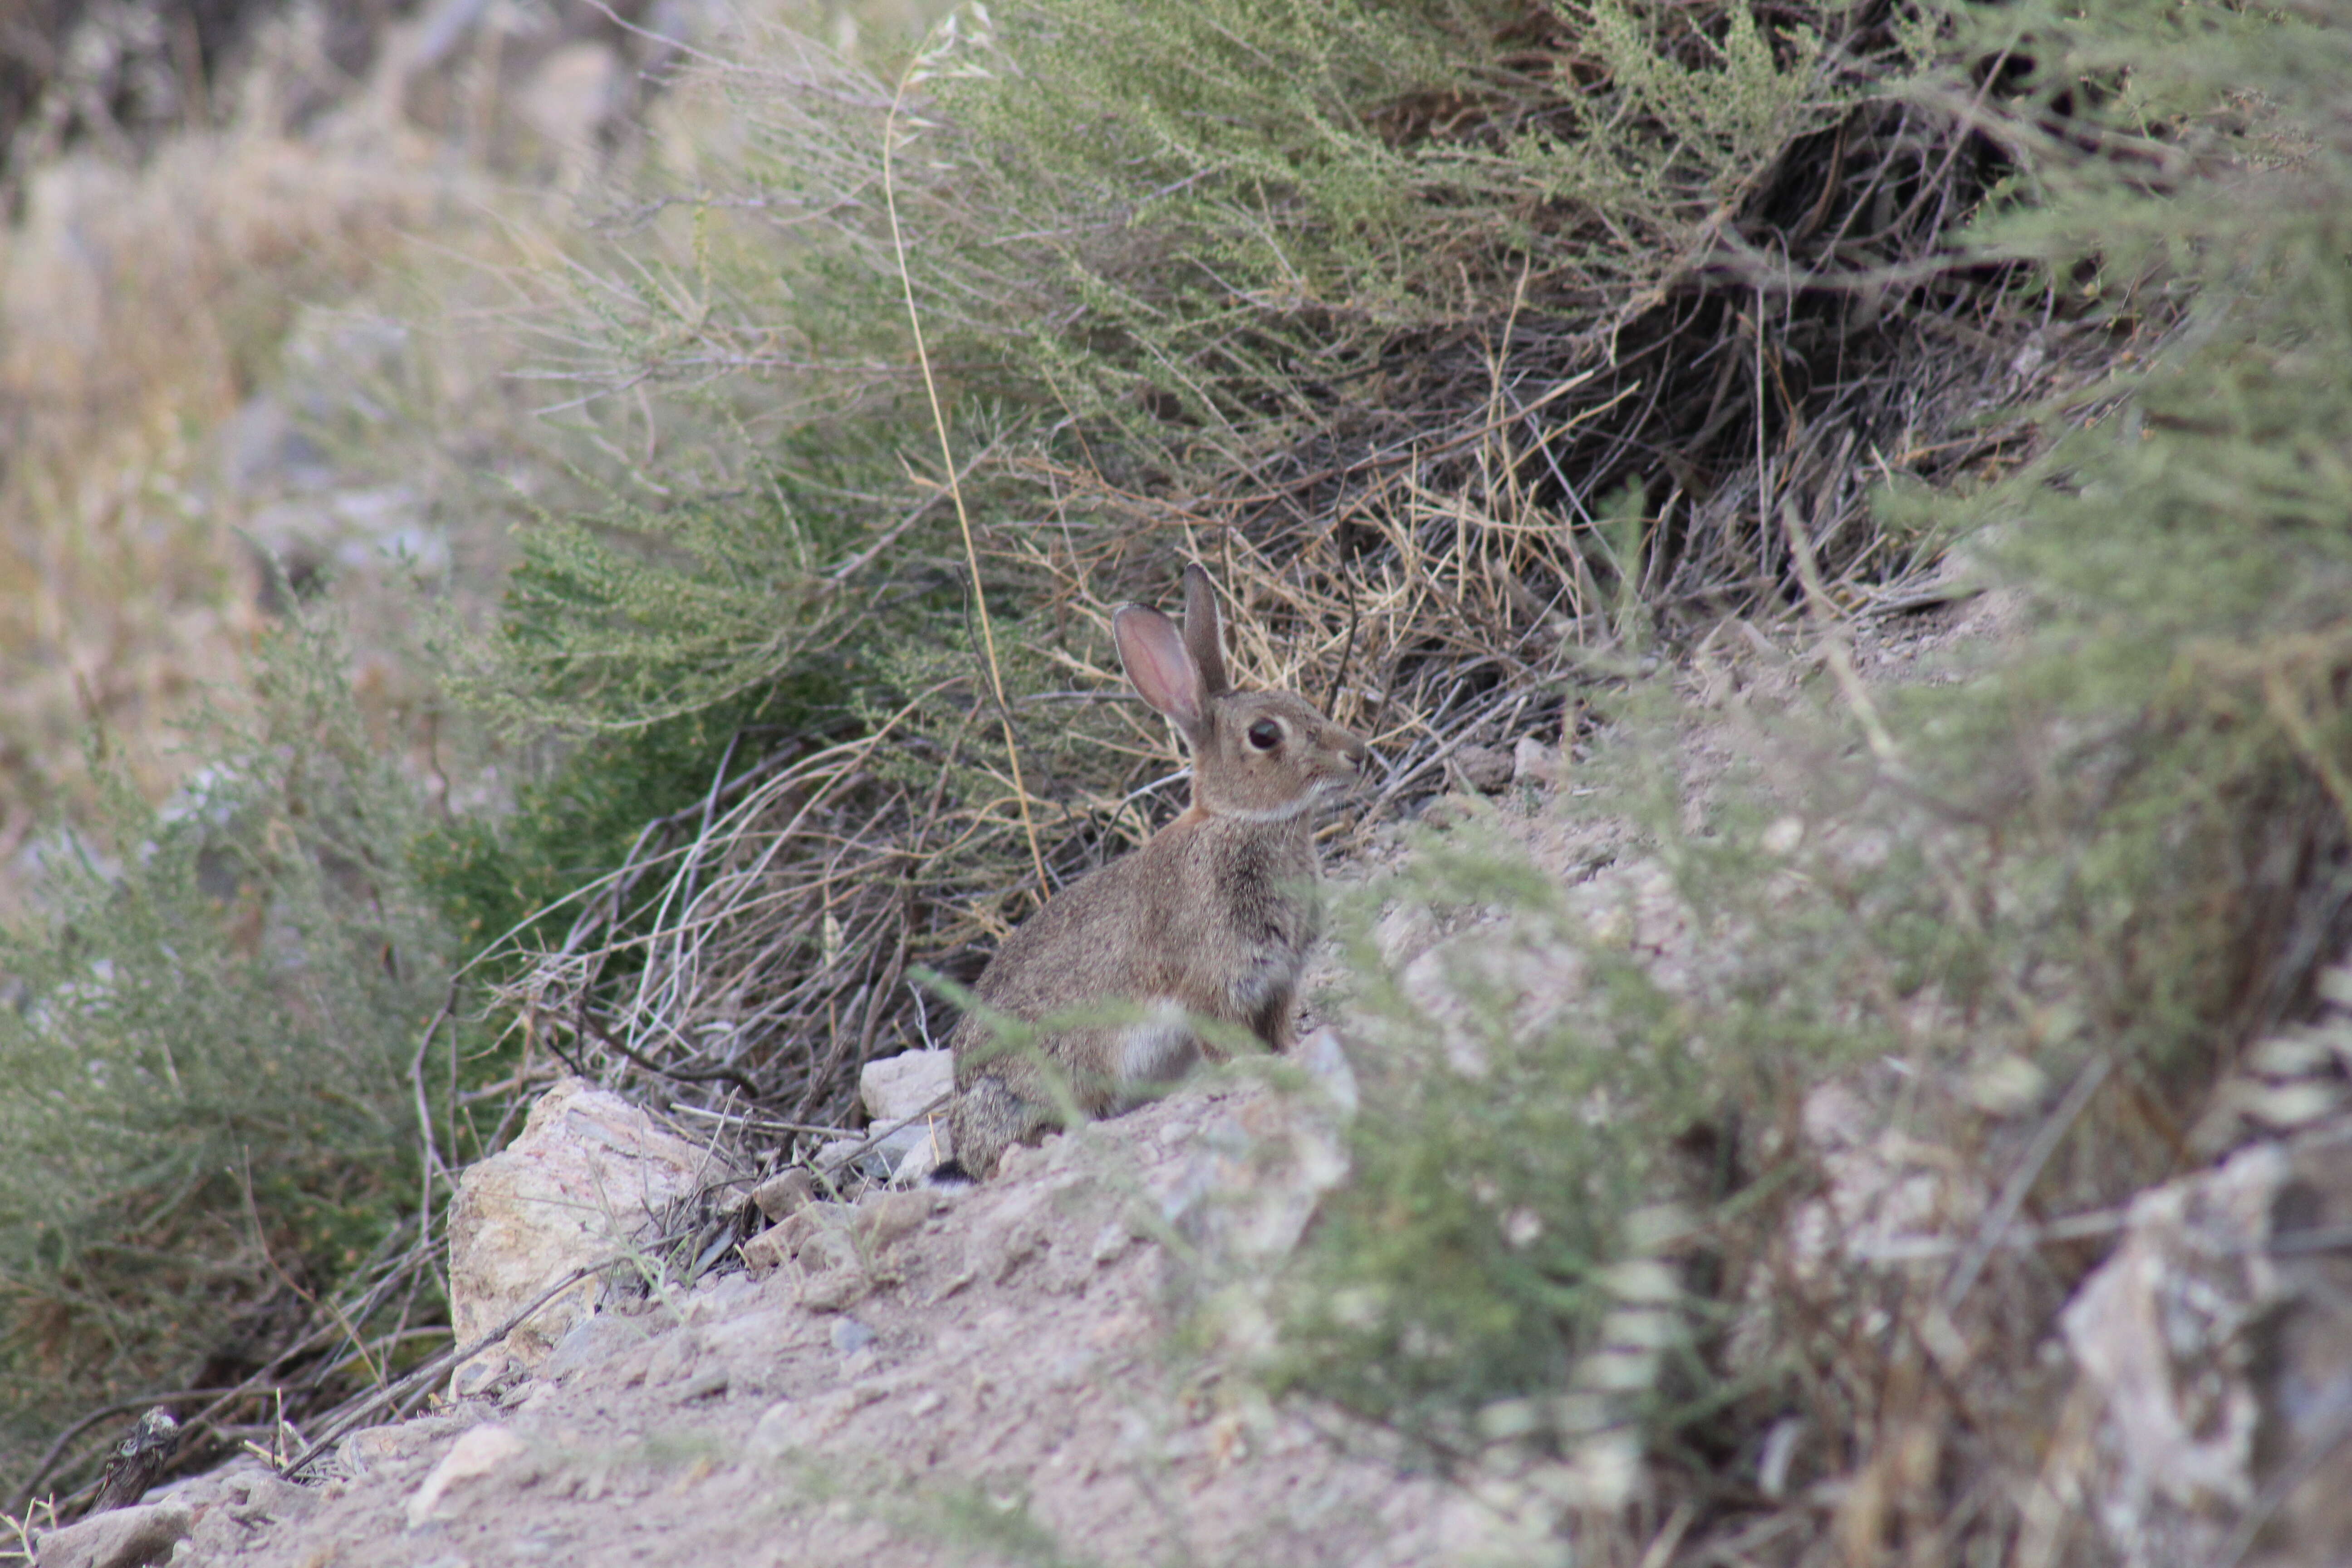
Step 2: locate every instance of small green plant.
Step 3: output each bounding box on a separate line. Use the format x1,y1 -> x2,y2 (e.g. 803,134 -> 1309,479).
1276,821 -> 1713,1440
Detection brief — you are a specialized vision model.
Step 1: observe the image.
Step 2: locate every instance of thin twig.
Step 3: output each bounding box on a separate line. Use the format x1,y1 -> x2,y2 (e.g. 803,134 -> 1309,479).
882,41 -> 1049,901
1942,1053 -> 2113,1309
814,1090 -> 950,1176
275,1227 -> 700,1480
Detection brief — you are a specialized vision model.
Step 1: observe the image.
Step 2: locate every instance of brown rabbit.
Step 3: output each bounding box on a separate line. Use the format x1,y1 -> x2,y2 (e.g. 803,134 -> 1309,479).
933,564 -> 1371,1182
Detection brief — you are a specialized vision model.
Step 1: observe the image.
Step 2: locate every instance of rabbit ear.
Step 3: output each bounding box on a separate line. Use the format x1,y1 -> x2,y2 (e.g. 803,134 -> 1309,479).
1181,565 -> 1231,698
1114,604 -> 1208,737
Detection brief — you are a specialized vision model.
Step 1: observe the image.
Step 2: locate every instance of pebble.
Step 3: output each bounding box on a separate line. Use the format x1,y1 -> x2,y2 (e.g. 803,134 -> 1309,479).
543,1313 -> 650,1382
677,1365 -> 732,1402
752,1167 -> 816,1221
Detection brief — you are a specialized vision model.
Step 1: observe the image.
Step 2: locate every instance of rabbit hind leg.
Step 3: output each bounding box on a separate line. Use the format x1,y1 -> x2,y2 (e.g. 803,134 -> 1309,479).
936,1071 -> 1055,1183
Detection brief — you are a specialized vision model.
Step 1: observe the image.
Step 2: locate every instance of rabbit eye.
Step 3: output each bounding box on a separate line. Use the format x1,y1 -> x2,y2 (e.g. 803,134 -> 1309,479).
1246,719 -> 1282,751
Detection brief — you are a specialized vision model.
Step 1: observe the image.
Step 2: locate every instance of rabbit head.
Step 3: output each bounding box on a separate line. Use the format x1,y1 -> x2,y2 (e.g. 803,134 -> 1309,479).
1112,564 -> 1370,818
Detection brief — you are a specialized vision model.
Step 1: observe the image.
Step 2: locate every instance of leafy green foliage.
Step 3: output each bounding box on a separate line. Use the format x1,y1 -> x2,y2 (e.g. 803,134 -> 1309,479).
444,436 -> 904,736
1267,0 -> 2352,1546
1277,825 -> 1709,1439
413,692 -> 801,959
1917,0 -> 2352,1060
0,616 -> 454,1481
930,0 -> 1850,454
465,1 -> 1894,747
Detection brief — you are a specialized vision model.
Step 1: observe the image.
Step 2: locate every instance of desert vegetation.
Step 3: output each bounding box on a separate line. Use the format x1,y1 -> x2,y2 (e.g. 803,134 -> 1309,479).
4,0 -> 2349,1562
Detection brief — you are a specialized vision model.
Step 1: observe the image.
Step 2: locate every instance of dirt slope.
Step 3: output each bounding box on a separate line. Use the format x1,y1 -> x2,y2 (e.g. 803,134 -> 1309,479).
124,1074 -> 1485,1568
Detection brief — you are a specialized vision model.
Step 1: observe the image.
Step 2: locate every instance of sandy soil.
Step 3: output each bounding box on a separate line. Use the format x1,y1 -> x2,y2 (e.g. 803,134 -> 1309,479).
137,1073 -> 1494,1568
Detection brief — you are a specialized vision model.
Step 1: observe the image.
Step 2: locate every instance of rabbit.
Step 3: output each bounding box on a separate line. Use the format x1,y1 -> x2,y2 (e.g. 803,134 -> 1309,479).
932,564 -> 1371,1183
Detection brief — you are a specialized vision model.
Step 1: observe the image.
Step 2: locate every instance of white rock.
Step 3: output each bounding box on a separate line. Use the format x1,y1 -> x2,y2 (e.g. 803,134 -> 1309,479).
887,1118 -> 953,1186
861,1049 -> 955,1125
30,1497 -> 194,1568
1965,1054 -> 2048,1117
1512,734 -> 1562,785
750,1167 -> 814,1221
643,1327 -> 703,1387
337,1416 -> 470,1480
542,1313 -> 649,1383
816,1123 -> 932,1185
746,1399 -> 807,1462
405,1424 -> 529,1530
1451,744 -> 1514,792
2057,1130 -> 2344,1568
446,1078 -> 734,1382
1295,1026 -> 1359,1116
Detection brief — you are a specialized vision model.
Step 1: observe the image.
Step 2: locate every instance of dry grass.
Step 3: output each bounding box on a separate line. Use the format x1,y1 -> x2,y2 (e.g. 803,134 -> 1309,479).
0,1 -> 653,901
509,274 -> 2124,1159
0,0 -> 712,1502
0,128 -> 434,856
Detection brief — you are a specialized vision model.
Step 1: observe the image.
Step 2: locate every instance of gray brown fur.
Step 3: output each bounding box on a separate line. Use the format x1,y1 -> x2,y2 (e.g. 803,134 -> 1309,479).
941,565 -> 1369,1181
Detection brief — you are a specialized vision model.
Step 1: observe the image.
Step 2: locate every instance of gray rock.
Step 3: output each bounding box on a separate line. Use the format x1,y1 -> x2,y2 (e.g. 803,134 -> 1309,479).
336,1416 -> 473,1481
1450,744 -> 1514,792
642,1327 -> 703,1387
861,1049 -> 953,1125
1088,1220 -> 1134,1266
447,1352 -> 515,1400
1512,734 -> 1561,786
798,1267 -> 868,1313
404,1424 -> 532,1531
855,1188 -> 939,1254
741,1210 -> 817,1276
31,1497 -> 193,1568
682,1273 -> 760,1324
698,1307 -> 802,1363
751,1168 -> 814,1222
541,1312 -> 650,1383
966,1188 -> 1052,1284
745,1400 -> 805,1463
676,1364 -> 732,1403
830,1318 -> 876,1356
815,1120 -> 945,1185
1295,1026 -> 1360,1115
2063,1117 -> 2352,1567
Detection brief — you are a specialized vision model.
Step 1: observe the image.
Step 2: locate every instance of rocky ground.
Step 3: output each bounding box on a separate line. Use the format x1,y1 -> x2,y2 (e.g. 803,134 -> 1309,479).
24,594 -> 2352,1568
35,1065 -> 1501,1568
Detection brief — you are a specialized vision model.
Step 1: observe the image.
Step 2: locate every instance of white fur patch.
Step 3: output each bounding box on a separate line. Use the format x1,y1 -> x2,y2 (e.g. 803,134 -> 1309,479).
1229,954 -> 1297,1019
1118,999 -> 1198,1084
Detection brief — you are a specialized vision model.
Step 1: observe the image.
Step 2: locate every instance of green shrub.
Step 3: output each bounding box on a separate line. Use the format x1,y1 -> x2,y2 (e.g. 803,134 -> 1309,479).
1265,0 -> 2352,1553
0,615 -> 455,1488
1275,819 -> 1713,1440
413,692 -> 796,959
441,436 -> 906,737
1915,0 -> 2352,1067
931,0 -> 1846,455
